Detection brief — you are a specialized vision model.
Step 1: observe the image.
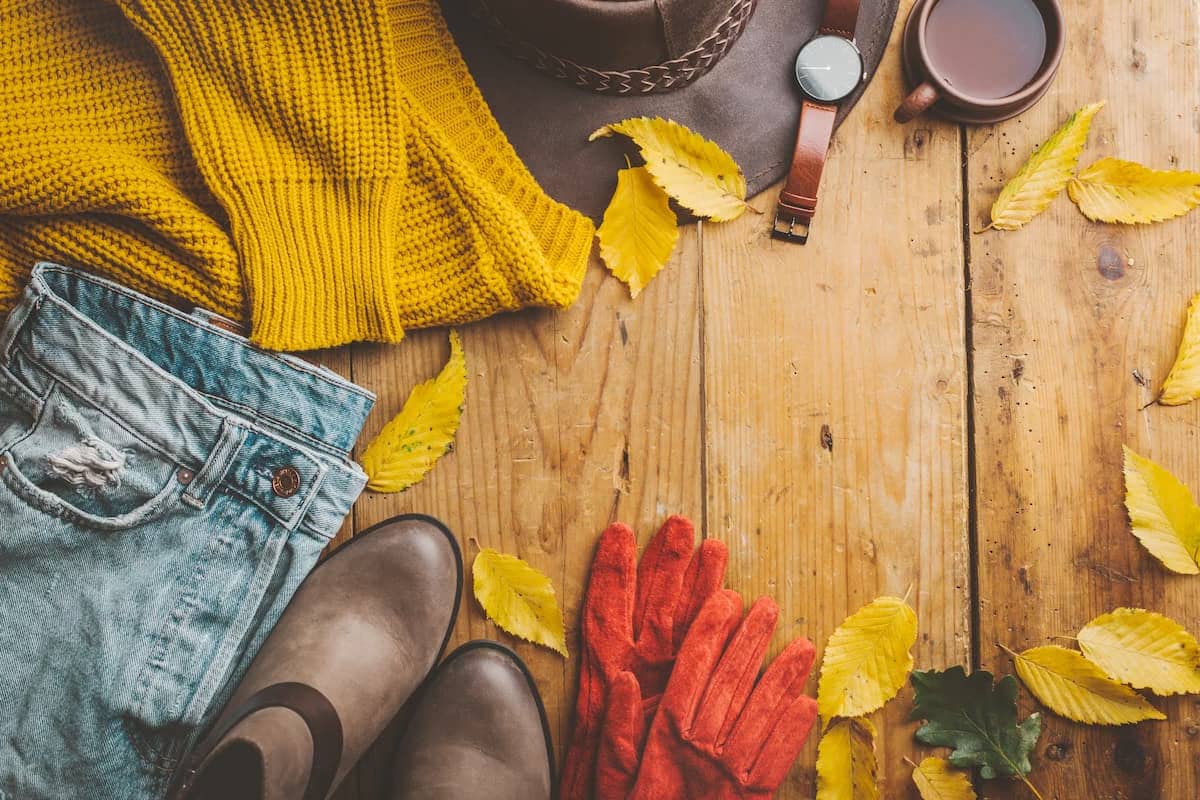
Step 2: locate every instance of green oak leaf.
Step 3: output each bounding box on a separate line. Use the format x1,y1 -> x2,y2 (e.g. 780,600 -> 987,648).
910,666 -> 1042,780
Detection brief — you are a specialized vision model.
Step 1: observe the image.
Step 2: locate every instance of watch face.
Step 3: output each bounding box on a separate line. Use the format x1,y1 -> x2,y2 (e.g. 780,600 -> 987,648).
793,35 -> 864,102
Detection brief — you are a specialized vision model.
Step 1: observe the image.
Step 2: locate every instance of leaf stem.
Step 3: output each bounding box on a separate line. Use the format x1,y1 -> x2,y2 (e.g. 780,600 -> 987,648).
1018,773 -> 1046,800
950,658 -> 1043,800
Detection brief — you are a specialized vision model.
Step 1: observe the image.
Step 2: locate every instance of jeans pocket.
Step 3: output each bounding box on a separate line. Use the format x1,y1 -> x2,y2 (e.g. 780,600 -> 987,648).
2,382 -> 185,531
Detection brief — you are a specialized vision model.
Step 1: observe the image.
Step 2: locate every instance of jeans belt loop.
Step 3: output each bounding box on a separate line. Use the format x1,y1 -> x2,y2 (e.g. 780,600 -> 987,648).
182,419 -> 246,510
0,288 -> 41,363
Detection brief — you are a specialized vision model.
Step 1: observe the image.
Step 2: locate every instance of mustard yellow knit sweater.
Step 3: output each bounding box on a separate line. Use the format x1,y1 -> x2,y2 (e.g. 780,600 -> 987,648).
0,0 -> 594,350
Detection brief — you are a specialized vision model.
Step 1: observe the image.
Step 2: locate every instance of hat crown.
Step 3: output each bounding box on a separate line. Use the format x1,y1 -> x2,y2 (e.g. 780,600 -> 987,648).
473,0 -> 749,73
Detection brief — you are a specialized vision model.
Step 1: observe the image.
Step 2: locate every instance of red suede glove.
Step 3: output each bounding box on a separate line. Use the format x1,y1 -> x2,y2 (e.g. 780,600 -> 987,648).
619,590 -> 819,800
595,670 -> 648,799
560,516 -> 728,800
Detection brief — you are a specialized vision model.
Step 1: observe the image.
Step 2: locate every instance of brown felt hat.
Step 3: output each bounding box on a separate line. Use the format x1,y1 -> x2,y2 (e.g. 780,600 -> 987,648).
442,0 -> 901,221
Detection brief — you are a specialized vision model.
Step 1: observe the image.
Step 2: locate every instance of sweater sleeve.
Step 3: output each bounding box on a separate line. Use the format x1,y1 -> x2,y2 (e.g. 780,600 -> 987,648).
115,0 -> 408,350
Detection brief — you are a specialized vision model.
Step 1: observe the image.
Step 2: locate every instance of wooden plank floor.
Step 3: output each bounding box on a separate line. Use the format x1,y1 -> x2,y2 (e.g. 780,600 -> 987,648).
330,0 -> 1200,796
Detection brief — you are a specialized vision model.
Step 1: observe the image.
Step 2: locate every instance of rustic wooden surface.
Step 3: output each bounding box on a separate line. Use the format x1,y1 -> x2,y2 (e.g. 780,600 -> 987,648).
330,0 -> 1200,797
969,1 -> 1200,798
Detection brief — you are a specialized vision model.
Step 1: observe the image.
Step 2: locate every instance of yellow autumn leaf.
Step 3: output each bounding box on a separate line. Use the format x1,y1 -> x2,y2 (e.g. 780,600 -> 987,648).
988,101 -> 1105,231
817,596 -> 918,722
1122,445 -> 1200,574
473,548 -> 568,657
362,330 -> 466,493
816,717 -> 878,800
911,757 -> 977,800
590,117 -> 748,221
1159,293 -> 1200,406
1006,644 -> 1166,725
1068,158 -> 1200,224
597,165 -> 680,298
1077,608 -> 1200,696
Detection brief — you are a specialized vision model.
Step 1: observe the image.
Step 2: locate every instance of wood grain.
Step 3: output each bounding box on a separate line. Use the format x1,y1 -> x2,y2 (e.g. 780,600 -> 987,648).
700,3 -> 971,794
968,1 -> 1200,797
316,2 -> 1200,799
333,229 -> 704,797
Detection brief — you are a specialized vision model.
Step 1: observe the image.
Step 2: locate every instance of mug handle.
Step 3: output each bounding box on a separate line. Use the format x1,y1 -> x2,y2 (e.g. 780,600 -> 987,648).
894,82 -> 940,123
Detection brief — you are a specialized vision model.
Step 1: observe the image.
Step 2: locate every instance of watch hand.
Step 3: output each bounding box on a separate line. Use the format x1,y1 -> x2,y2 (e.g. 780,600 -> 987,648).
797,66 -> 833,70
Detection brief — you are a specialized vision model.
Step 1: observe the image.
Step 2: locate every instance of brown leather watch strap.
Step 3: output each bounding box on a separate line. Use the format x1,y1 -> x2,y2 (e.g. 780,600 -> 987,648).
820,0 -> 860,38
773,100 -> 836,243
774,0 -> 860,243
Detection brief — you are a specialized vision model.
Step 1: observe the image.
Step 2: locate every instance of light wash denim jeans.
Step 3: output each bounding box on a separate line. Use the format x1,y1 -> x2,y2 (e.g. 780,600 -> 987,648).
0,264 -> 373,798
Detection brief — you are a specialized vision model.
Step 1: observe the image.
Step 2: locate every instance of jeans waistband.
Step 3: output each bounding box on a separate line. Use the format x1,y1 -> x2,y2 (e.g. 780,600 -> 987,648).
0,263 -> 373,537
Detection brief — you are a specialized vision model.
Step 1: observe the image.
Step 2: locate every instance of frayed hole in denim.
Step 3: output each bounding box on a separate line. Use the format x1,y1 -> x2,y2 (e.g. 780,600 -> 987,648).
46,436 -> 127,489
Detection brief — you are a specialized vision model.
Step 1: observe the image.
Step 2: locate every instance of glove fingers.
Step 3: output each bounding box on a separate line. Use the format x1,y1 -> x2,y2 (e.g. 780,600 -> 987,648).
584,523 -> 638,655
662,588 -> 744,731
689,597 -> 779,748
560,649 -> 610,800
724,637 -> 819,786
595,672 -> 647,800
632,515 -> 695,652
561,525 -> 638,800
743,693 -> 819,790
673,538 -> 729,649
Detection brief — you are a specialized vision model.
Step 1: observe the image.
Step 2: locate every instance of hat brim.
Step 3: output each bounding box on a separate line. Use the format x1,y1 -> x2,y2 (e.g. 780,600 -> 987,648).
442,0 -> 901,222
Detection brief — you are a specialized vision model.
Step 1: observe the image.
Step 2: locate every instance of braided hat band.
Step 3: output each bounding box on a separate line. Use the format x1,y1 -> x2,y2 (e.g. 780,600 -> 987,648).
468,0 -> 759,95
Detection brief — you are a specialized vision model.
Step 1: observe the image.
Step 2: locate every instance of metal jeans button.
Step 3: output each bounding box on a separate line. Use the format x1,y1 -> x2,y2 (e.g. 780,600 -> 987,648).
272,466 -> 301,498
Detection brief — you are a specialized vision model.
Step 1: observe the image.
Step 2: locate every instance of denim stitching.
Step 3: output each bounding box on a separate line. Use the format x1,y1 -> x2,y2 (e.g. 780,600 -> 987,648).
0,266 -> 368,795
35,264 -> 376,401
13,360 -> 178,464
0,362 -> 41,418
202,390 -> 356,459
178,517 -> 295,738
182,422 -> 245,509
0,288 -> 39,362
128,497 -> 240,773
17,349 -> 338,527
0,449 -> 187,532
1,382 -> 184,530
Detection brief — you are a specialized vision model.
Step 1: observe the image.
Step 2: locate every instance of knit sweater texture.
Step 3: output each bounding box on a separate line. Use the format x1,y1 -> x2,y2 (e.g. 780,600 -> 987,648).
0,0 -> 595,350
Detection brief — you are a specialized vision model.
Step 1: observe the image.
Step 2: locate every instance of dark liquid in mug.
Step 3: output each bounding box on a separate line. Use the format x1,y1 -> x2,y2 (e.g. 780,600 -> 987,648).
926,0 -> 1048,99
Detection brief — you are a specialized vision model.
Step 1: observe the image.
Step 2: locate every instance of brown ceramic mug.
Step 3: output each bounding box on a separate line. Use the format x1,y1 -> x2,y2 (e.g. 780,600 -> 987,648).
894,0 -> 1065,124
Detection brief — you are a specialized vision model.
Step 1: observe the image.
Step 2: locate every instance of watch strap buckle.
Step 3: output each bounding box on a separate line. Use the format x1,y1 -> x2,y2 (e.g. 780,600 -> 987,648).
771,212 -> 810,244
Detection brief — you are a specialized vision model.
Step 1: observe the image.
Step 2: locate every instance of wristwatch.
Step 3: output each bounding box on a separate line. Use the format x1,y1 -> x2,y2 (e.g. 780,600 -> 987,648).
773,0 -> 865,244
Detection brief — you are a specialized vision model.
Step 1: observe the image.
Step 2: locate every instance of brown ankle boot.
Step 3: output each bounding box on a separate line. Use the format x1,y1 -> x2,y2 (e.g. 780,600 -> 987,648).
172,514 -> 463,800
390,641 -> 554,800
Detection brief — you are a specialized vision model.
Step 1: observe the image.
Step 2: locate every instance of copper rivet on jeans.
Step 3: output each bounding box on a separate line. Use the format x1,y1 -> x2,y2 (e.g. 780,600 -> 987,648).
176,467 -> 195,485
272,466 -> 301,498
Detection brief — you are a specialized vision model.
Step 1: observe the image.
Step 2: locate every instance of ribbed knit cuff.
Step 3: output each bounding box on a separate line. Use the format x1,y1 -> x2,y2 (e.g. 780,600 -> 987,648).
511,190 -> 596,309
226,180 -> 405,351
388,0 -> 596,316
